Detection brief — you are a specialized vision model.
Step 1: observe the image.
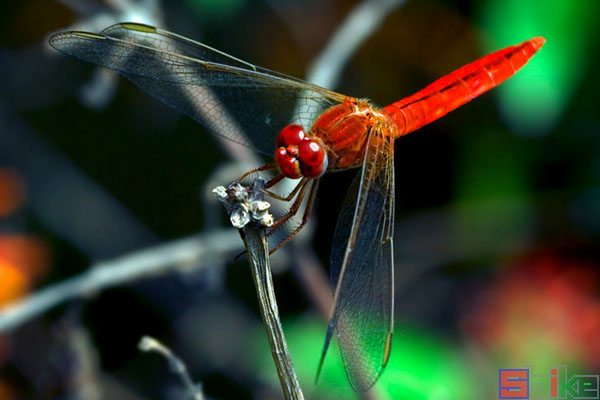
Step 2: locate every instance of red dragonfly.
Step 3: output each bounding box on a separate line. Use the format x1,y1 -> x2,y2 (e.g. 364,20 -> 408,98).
49,23 -> 544,391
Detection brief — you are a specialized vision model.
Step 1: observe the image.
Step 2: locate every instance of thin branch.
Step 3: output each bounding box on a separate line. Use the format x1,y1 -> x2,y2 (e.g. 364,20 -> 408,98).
243,224 -> 304,400
139,335 -> 204,400
0,229 -> 241,333
215,179 -> 304,400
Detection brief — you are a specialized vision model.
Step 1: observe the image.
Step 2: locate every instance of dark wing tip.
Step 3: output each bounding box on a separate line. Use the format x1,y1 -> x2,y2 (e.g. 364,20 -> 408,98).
314,318 -> 337,386
48,30 -> 105,53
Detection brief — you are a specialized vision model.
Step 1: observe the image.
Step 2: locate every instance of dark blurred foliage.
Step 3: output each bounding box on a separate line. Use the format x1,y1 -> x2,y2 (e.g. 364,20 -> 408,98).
0,0 -> 598,399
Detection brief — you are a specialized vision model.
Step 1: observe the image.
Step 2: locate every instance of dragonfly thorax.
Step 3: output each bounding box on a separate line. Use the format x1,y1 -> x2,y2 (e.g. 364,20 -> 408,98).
274,124 -> 328,179
309,99 -> 392,171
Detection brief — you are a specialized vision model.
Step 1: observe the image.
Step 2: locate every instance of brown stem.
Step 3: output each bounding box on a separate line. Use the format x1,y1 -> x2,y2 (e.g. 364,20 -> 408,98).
241,223 -> 305,400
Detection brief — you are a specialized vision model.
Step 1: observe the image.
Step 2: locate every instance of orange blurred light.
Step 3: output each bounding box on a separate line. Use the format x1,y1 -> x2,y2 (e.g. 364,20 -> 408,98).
0,260 -> 29,304
0,169 -> 25,217
0,236 -> 49,281
0,379 -> 16,400
0,236 -> 49,304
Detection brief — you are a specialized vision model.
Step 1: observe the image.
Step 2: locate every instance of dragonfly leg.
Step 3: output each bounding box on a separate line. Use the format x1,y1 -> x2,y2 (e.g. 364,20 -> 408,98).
264,173 -> 285,190
264,177 -> 306,202
268,179 -> 320,255
237,163 -> 276,181
266,179 -> 310,235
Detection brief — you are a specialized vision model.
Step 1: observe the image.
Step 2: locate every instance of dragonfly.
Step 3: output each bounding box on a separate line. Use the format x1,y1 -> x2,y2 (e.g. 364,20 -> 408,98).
49,22 -> 545,392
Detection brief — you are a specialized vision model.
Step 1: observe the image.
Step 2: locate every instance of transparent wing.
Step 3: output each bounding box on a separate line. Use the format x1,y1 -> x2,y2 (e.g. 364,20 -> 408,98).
319,123 -> 395,392
49,22 -> 349,156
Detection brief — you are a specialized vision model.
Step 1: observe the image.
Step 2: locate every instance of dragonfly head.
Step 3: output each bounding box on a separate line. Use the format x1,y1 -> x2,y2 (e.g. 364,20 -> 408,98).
275,124 -> 328,179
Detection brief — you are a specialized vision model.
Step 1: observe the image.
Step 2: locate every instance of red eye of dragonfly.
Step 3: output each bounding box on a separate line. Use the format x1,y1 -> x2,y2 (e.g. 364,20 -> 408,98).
276,124 -> 306,148
49,22 -> 545,393
274,147 -> 301,179
298,140 -> 327,178
275,125 -> 328,179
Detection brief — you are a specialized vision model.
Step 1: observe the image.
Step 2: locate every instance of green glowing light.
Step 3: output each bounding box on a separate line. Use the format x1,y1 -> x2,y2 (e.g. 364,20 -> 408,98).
478,0 -> 599,136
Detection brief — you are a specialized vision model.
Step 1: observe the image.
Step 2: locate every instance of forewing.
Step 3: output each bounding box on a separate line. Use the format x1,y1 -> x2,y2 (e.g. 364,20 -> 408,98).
49,23 -> 348,156
320,124 -> 395,392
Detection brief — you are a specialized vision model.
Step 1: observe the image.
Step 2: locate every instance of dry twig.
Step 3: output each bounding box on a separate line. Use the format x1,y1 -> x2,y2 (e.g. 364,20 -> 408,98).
214,179 -> 304,400
0,230 -> 241,333
139,335 -> 204,400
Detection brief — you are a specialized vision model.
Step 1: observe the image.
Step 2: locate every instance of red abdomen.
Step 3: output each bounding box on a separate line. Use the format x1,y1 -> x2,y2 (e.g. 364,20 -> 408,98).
382,37 -> 545,137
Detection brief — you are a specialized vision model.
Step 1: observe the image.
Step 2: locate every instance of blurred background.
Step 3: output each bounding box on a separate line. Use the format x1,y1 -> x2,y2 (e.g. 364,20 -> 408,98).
0,0 -> 599,399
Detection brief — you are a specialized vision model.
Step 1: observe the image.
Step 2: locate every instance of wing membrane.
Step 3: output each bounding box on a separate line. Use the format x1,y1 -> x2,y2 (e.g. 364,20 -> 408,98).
49,23 -> 348,156
319,123 -> 395,391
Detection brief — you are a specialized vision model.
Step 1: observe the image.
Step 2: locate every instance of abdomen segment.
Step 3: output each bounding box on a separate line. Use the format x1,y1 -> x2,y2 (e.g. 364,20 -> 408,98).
382,37 -> 545,137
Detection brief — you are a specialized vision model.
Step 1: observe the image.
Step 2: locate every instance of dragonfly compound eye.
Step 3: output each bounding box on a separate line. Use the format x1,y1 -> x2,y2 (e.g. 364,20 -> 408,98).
276,124 -> 307,148
298,140 -> 328,178
275,147 -> 302,179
